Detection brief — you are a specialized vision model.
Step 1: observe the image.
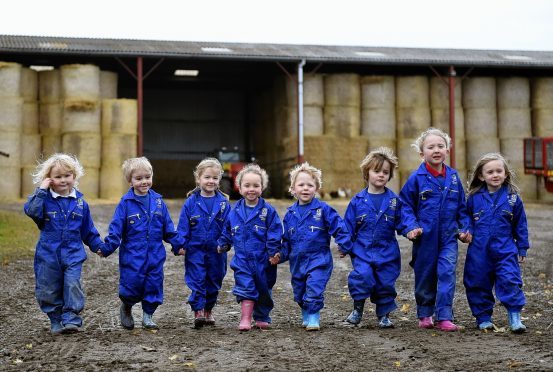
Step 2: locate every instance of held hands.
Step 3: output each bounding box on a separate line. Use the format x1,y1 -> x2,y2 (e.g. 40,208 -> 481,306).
458,231 -> 473,244
177,248 -> 186,256
338,250 -> 347,258
96,250 -> 104,257
269,253 -> 281,265
406,228 -> 423,241
40,178 -> 52,190
518,255 -> 526,263
217,245 -> 230,254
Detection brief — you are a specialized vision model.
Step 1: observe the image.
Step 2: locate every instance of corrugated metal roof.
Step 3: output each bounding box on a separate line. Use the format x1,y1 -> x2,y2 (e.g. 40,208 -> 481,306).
1,34 -> 553,68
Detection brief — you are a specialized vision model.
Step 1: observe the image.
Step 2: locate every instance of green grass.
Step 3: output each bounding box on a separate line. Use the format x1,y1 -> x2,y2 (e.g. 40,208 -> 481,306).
0,210 -> 38,265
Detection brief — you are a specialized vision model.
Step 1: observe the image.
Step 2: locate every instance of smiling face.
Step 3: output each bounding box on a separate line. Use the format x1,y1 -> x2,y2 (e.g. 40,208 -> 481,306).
49,165 -> 75,196
198,166 -> 220,197
420,134 -> 449,171
367,161 -> 391,193
292,171 -> 317,205
479,159 -> 506,193
130,168 -> 153,196
239,172 -> 263,206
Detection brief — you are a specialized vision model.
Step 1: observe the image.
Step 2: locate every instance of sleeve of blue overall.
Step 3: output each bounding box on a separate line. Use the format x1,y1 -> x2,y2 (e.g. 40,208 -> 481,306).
24,188 -> 48,229
396,198 -> 420,236
265,208 -> 283,257
280,212 -> 292,263
512,196 -> 530,257
101,201 -> 126,257
161,200 -> 184,252
80,202 -> 104,253
466,195 -> 475,235
326,204 -> 353,254
399,176 -> 419,220
343,200 -> 358,252
455,182 -> 471,234
175,199 -> 192,255
217,213 -> 233,251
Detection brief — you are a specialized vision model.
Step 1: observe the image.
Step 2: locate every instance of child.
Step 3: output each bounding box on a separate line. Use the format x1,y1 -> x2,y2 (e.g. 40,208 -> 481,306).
217,163 -> 282,331
399,128 -> 472,332
281,162 -> 352,331
344,147 -> 422,328
99,157 -> 183,330
24,153 -> 104,334
176,158 -> 231,328
463,153 -> 529,333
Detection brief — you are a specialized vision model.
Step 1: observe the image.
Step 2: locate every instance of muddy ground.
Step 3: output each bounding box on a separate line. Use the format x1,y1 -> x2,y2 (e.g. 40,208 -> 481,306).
0,198 -> 552,371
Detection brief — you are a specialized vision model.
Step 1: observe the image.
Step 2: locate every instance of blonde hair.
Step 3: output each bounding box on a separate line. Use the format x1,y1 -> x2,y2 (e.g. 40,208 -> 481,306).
187,157 -> 224,197
236,163 -> 269,191
360,147 -> 398,183
411,127 -> 451,153
288,162 -> 322,196
467,152 -> 519,196
122,157 -> 153,183
32,153 -> 84,187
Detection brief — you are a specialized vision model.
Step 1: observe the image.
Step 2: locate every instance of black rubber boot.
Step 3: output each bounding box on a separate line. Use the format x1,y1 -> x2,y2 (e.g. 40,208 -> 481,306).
346,300 -> 365,325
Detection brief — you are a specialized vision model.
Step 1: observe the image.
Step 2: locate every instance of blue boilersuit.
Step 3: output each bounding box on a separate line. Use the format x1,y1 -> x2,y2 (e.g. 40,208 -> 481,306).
400,163 -> 470,320
177,190 -> 230,311
344,188 -> 419,317
24,188 -> 104,327
281,198 -> 352,313
218,197 -> 283,323
463,185 -> 529,324
101,188 -> 183,315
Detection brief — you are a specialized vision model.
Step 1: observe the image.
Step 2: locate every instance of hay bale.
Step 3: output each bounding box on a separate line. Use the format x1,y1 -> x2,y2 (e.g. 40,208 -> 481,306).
464,108 -> 498,139
20,67 -> 38,102
100,165 -> 128,200
0,62 -> 22,96
367,138 -> 396,154
397,137 -> 423,173
101,99 -> 137,135
61,132 -> 101,168
38,70 -> 60,103
431,107 -> 465,139
0,166 -> 21,200
22,102 -> 39,134
466,137 -> 500,168
288,74 -> 325,107
277,106 -> 324,138
101,134 -> 137,167
77,167 -> 99,198
0,131 -> 21,167
500,138 -> 525,168
462,77 -> 496,108
532,109 -> 553,137
20,133 -> 41,166
39,102 -> 62,135
41,134 -> 62,157
446,138 -> 466,170
62,100 -> 101,133
430,77 -> 461,109
361,108 -> 396,138
100,71 -> 118,99
60,64 -> 100,100
497,77 -> 530,109
324,74 -> 360,107
531,78 -> 553,109
498,108 -> 531,138
21,166 -> 36,198
396,76 -> 429,108
324,105 -> 360,137
396,107 -> 431,138
0,96 -> 23,131
361,76 -> 395,109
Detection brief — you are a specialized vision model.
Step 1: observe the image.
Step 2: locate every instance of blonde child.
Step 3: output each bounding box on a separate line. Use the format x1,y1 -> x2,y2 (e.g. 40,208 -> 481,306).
176,158 -> 231,328
399,128 -> 472,331
463,153 -> 529,333
281,162 -> 352,331
344,148 -> 421,328
217,163 -> 282,331
98,157 -> 183,330
24,153 -> 104,334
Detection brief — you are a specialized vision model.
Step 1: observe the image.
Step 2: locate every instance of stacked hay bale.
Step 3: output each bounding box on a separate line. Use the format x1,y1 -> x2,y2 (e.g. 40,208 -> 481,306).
0,62 -> 23,199
38,69 -> 63,157
430,77 -> 467,183
100,99 -> 137,199
360,76 -> 399,192
497,77 -> 536,200
531,78 -> 553,202
20,67 -> 41,197
60,64 -> 101,198
324,74 -> 360,137
396,76 -> 431,186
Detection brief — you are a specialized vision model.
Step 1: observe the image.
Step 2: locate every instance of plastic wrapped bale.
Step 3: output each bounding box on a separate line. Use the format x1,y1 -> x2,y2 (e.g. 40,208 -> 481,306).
101,99 -> 137,135
0,62 -> 22,97
100,71 -> 118,99
61,132 -> 101,168
60,64 -> 100,101
38,70 -> 61,103
62,100 -> 101,133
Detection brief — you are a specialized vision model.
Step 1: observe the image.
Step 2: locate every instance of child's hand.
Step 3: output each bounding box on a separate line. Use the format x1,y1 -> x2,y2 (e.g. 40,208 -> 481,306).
40,178 -> 52,190
269,253 -> 280,265
338,250 -> 347,258
96,250 -> 104,257
459,231 -> 472,244
406,228 -> 423,240
518,255 -> 526,263
177,248 -> 186,256
217,245 -> 230,254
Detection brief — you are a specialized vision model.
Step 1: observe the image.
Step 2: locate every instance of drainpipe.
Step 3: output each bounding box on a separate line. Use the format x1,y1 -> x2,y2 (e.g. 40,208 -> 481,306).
448,66 -> 456,168
137,57 -> 143,156
297,59 -> 306,164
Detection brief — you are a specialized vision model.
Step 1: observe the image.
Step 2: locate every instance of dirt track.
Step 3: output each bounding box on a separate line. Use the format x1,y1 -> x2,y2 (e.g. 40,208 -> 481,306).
1,199 -> 552,371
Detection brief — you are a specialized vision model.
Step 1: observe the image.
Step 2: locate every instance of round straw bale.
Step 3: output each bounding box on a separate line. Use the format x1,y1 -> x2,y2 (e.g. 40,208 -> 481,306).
77,167 -> 99,198
397,137 -> 423,172
431,108 -> 465,139
386,175 -> 401,194
41,134 -> 62,157
101,134 -> 137,167
324,105 -> 361,137
0,131 -> 21,167
399,169 -> 417,190
498,108 -> 531,138
38,70 -> 60,103
531,78 -> 553,109
324,74 -> 360,107
0,96 -> 23,131
22,102 -> 39,134
61,132 -> 101,168
430,77 -> 461,109
396,76 -> 429,108
284,74 -> 324,107
60,64 -> 100,100
100,165 -> 129,199
62,100 -> 101,133
532,109 -> 553,137
101,99 -> 137,135
39,102 -> 62,135
21,166 -> 37,197
0,166 -> 21,200
361,76 -> 395,109
0,62 -> 22,97
20,133 -> 42,167
100,71 -> 118,99
273,106 -> 324,138
367,138 -> 396,155
361,108 -> 396,138
464,108 -> 498,139
497,77 -> 530,109
396,107 -> 431,138
20,67 -> 38,102
462,77 -> 496,108
500,138 -> 525,168
446,138 -> 466,170
466,137 -> 500,168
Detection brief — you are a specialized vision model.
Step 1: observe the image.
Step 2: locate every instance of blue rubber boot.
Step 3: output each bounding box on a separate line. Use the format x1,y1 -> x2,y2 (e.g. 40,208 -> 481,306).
345,300 -> 365,325
142,312 -> 159,330
478,320 -> 494,330
50,321 -> 64,335
306,311 -> 320,331
120,302 -> 134,330
302,309 -> 309,327
508,312 -> 526,333
378,314 -> 394,328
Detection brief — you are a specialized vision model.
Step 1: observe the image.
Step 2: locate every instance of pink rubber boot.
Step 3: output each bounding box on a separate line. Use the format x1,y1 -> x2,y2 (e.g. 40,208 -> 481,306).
435,320 -> 460,332
418,316 -> 434,329
255,320 -> 270,329
239,300 -> 254,331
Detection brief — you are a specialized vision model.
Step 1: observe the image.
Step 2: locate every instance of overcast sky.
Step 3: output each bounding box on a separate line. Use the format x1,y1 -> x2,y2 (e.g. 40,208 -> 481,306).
2,0 -> 552,51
